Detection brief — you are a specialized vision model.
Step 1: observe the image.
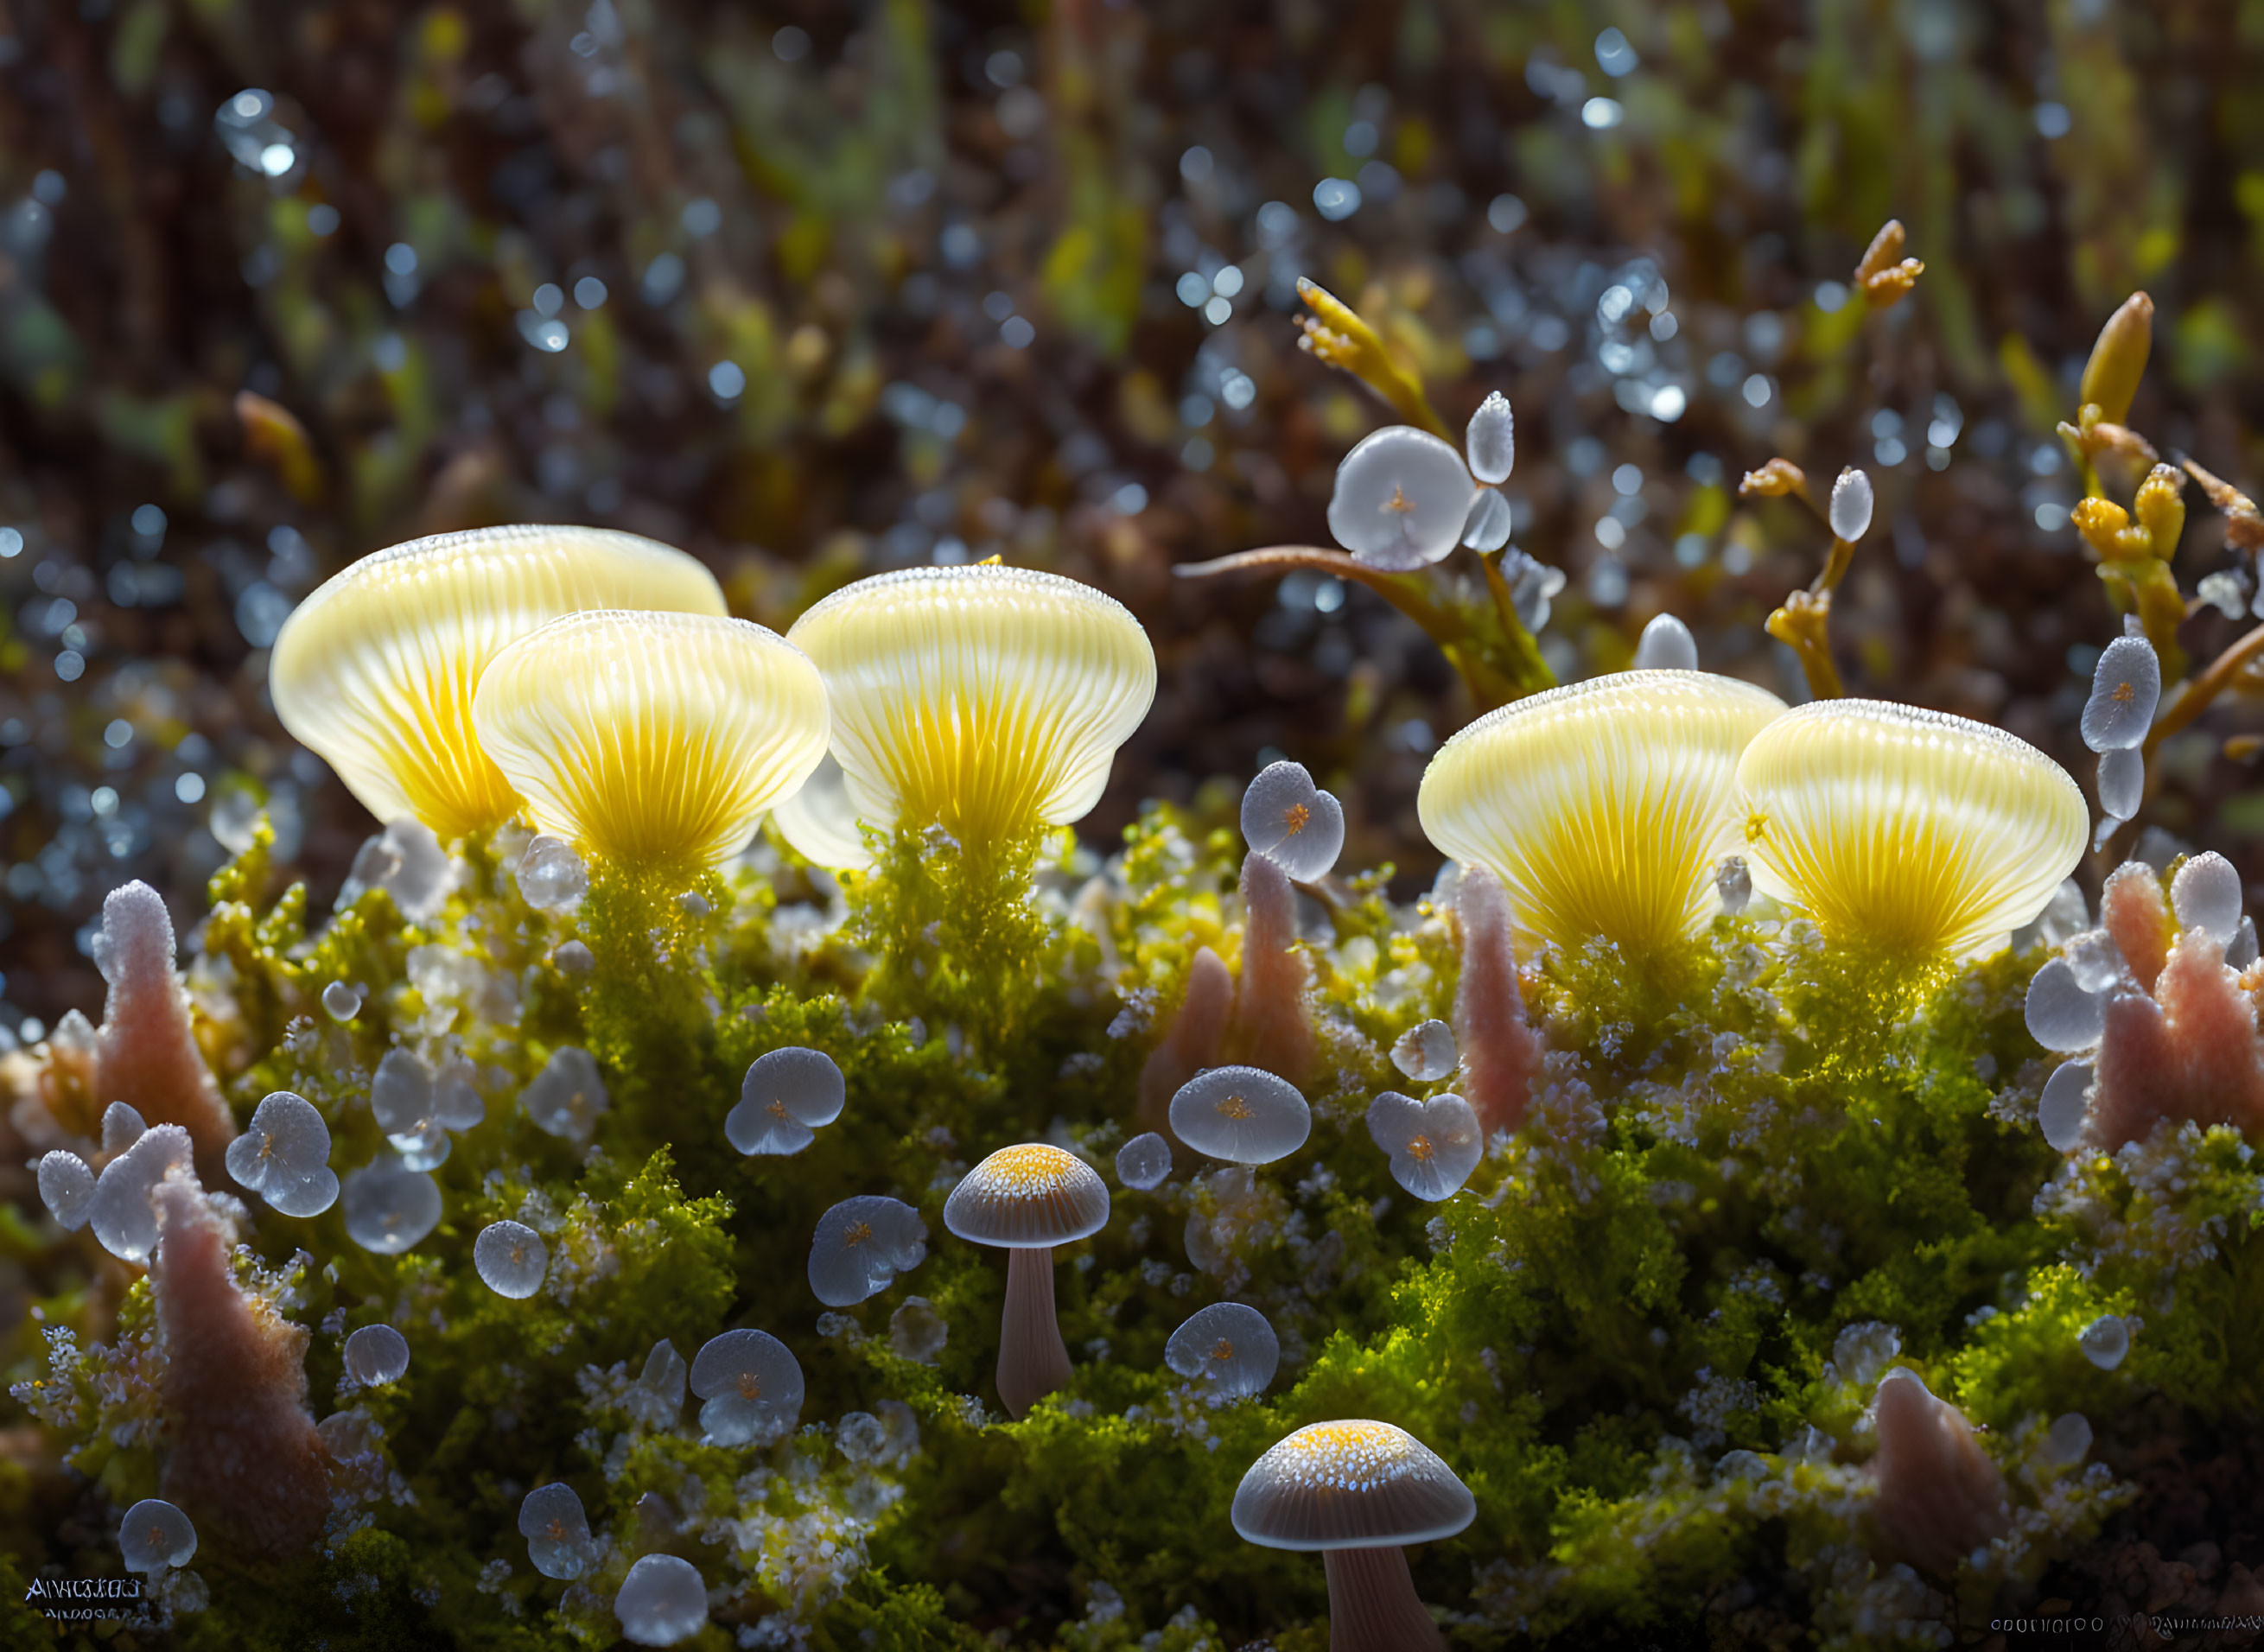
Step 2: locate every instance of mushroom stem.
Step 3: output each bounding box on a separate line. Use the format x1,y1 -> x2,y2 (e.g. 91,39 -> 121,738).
996,1245 -> 1072,1419
1322,1546 -> 1443,1652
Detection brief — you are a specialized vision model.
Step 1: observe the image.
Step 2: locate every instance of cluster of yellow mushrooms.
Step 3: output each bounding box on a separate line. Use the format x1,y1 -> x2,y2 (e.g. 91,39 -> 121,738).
267,525 -> 2091,1650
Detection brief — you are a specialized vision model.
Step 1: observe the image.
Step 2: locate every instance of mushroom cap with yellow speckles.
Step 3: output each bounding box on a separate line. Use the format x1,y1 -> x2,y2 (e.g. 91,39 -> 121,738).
1734,698 -> 2087,961
943,1142 -> 1110,1249
780,564 -> 1156,855
470,609 -> 828,874
1416,670 -> 1788,956
270,525 -> 728,841
1232,1420 -> 1475,1551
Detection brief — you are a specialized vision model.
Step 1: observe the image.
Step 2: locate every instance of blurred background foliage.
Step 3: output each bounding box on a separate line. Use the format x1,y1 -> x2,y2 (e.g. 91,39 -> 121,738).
6,0 -> 2264,1027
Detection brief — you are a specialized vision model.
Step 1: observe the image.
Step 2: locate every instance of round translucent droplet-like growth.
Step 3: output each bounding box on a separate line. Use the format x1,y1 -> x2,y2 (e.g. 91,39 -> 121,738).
615,1553 -> 709,1647
225,1090 -> 339,1217
2064,930 -> 2125,993
36,1151 -> 95,1230
515,834 -> 589,912
341,1153 -> 443,1255
768,749 -> 874,871
118,1498 -> 197,1573
343,1324 -> 411,1387
2097,747 -> 2144,823
690,1328 -> 805,1446
944,1143 -> 1112,1248
2081,636 -> 2161,753
1390,1020 -> 1459,1083
1115,1132 -> 1173,1190
1736,700 -> 2088,962
808,1195 -> 929,1306
2038,1059 -> 2094,1153
2078,1314 -> 2128,1371
2025,959 -> 2104,1052
1232,1420 -> 1476,1550
337,818 -> 452,922
1366,1091 -> 1485,1201
431,1058 -> 487,1130
1828,467 -> 1874,543
726,1047 -> 847,1156
2044,1413 -> 2092,1467
270,524 -> 728,841
1466,391 -> 1515,485
2171,850 -> 2243,941
1633,613 -> 1698,671
1326,427 -> 1477,570
1240,761 -> 1345,883
1170,1067 -> 1313,1166
521,1046 -> 608,1142
322,981 -> 363,1022
475,1219 -> 550,1299
518,1482 -> 599,1580
1421,671 -> 1788,956
1716,856 -> 1753,916
100,1101 -> 147,1154
370,1049 -> 433,1134
473,610 -> 829,874
785,565 -> 1157,850
1165,1301 -> 1280,1399
1828,1321 -> 1901,1390
1460,486 -> 1512,552
91,1124 -> 193,1263
889,1297 -> 949,1363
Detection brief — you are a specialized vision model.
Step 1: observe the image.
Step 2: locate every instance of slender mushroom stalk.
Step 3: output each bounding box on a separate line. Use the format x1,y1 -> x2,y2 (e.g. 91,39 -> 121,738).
943,1143 -> 1110,1418
1232,1420 -> 1476,1652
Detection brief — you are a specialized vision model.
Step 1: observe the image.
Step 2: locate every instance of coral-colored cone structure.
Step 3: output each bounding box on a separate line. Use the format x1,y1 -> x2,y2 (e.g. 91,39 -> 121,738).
1136,946 -> 1233,1144
93,883 -> 236,1185
1226,852 -> 1315,1085
1453,864 -> 1543,1136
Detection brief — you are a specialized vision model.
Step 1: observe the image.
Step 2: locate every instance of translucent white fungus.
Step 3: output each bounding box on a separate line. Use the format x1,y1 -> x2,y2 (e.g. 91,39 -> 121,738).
515,833 -> 589,912
343,1324 -> 411,1387
807,1196 -> 929,1306
390,1118 -> 452,1173
1827,1321 -> 1900,1390
100,1100 -> 147,1153
432,1057 -> 486,1128
2171,849 -> 2243,941
370,1048 -> 433,1134
769,747 -> 874,871
1165,1301 -> 1279,1399
118,1498 -> 197,1573
627,1340 -> 687,1428
1828,466 -> 1874,542
2043,1413 -> 2092,1467
521,1045 -> 608,1142
2081,636 -> 2161,753
91,1125 -> 193,1263
1500,547 -> 1568,632
1115,1132 -> 1173,1190
1465,391 -> 1515,485
1326,426 -> 1478,570
224,1090 -> 340,1217
341,1153 -> 443,1254
1240,760 -> 1345,883
336,817 -> 450,922
889,1297 -> 949,1363
1460,486 -> 1512,552
836,1410 -> 887,1463
322,980 -> 363,1021
1365,1091 -> 1485,1201
36,1151 -> 95,1230
2097,747 -> 2143,823
2038,1060 -> 2094,1153
2077,1314 -> 2128,1371
518,1482 -> 599,1581
1389,1020 -> 1458,1083
1715,855 -> 1752,916
2024,959 -> 2104,1052
725,1046 -> 847,1156
689,1328 -> 804,1446
1169,1067 -> 1313,1166
615,1553 -> 708,1646
2233,916 -> 2260,970
475,1219 -> 550,1298
1633,613 -> 1698,671
1714,1450 -> 1770,1484
2064,930 -> 2125,993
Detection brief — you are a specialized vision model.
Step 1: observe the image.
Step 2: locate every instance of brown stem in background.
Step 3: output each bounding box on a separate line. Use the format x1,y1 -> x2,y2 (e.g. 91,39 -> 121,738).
996,1246 -> 1071,1419
1321,1546 -> 1443,1652
2145,621 -> 2264,757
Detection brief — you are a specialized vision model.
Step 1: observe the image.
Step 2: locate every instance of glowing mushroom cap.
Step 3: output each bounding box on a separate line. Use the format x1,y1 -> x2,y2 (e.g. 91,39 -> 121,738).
1418,670 -> 1788,956
1734,699 -> 2088,961
471,609 -> 828,874
1232,1420 -> 1476,1551
944,1143 -> 1110,1249
781,565 -> 1156,851
270,525 -> 727,841
1169,1066 -> 1313,1165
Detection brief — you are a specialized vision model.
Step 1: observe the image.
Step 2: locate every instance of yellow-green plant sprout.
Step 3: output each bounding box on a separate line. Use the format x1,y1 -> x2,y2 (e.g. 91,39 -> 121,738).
1416,670 -> 1788,957
470,610 -> 828,876
1735,699 -> 2088,962
270,525 -> 728,842
780,564 -> 1156,855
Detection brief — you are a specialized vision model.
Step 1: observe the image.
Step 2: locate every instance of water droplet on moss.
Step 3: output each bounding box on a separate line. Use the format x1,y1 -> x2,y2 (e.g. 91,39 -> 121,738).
1115,1132 -> 1172,1190
1390,1020 -> 1458,1083
343,1324 -> 410,1386
520,1046 -> 608,1141
726,1046 -> 846,1156
118,1498 -> 196,1573
614,1553 -> 707,1645
322,980 -> 363,1020
518,1482 -> 598,1580
2077,1314 -> 2128,1370
689,1329 -> 803,1446
341,1153 -> 442,1254
808,1196 -> 927,1306
1164,1301 -> 1278,1398
475,1219 -> 550,1298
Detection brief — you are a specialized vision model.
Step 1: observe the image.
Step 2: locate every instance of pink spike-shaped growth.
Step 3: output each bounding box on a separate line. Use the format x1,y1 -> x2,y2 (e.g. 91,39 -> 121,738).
93,882 -> 236,1185
1136,945 -> 1232,1144
2089,927 -> 2264,1150
1867,1367 -> 2008,1577
1453,863 -> 1543,1136
1225,852 -> 1315,1086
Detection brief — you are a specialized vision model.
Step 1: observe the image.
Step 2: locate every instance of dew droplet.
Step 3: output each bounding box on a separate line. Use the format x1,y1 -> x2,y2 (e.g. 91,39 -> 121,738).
1633,613 -> 1698,671
1465,391 -> 1515,485
520,1045 -> 608,1142
1239,761 -> 1345,883
1365,1090 -> 1485,1200
1390,1020 -> 1458,1083
2097,746 -> 2144,822
322,980 -> 363,1021
1164,1301 -> 1279,1399
431,1057 -> 487,1129
627,1339 -> 687,1428
1115,1131 -> 1173,1190
2077,1314 -> 2128,1371
36,1150 -> 96,1230
515,834 -> 589,912
807,1196 -> 927,1306
2038,1059 -> 2093,1153
614,1553 -> 708,1646
339,818 -> 451,921
343,1323 -> 410,1387
836,1410 -> 887,1463
225,1090 -> 339,1217
2171,849 -> 2243,942
2024,958 -> 2104,1052
118,1498 -> 196,1573
2043,1412 -> 2092,1467
1828,467 -> 1874,542
341,1153 -> 442,1254
518,1482 -> 599,1580
475,1219 -> 550,1299
688,1328 -> 804,1446
725,1046 -> 846,1155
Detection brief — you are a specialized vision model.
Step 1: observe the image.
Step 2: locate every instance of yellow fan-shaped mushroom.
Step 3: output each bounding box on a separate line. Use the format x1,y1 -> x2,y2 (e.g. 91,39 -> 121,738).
270,525 -> 728,841
1417,670 -> 1788,956
1734,699 -> 2086,961
779,565 -> 1156,855
470,610 -> 829,874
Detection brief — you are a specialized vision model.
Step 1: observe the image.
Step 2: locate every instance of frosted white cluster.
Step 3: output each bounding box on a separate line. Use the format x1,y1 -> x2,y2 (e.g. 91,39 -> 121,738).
515,833 -> 589,912
615,1553 -> 709,1646
1715,855 -> 1752,916
1365,1091 -> 1484,1201
2081,636 -> 2160,753
519,1483 -> 601,1580
1165,1301 -> 1279,1399
1115,1132 -> 1173,1190
1240,760 -> 1345,883
521,1046 -> 608,1142
1828,467 -> 1874,542
689,1328 -> 804,1446
475,1219 -> 551,1299
2170,850 -> 2243,941
341,1153 -> 443,1255
1389,1020 -> 1458,1083
2077,1314 -> 2128,1370
225,1090 -> 339,1217
343,1324 -> 411,1387
1633,613 -> 1698,670
118,1499 -> 197,1574
336,817 -> 450,921
1326,427 -> 1477,569
36,1151 -> 95,1230
322,981 -> 363,1021
726,1046 -> 847,1156
807,1196 -> 928,1307
91,1125 -> 193,1263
